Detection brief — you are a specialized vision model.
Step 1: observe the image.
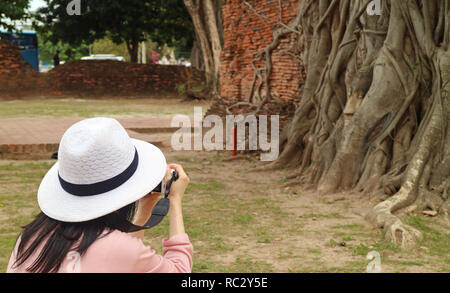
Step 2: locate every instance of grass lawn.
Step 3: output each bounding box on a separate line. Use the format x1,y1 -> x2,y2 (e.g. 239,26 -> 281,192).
0,95 -> 448,273
0,97 -> 211,119
1,150 -> 449,273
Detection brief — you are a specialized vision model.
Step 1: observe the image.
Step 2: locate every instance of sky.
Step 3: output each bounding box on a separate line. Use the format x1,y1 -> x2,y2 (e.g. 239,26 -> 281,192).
29,0 -> 47,12
0,0 -> 46,30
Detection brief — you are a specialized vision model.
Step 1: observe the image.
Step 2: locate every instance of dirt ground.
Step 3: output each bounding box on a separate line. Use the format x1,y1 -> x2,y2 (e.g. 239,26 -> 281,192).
1,135 -> 449,273
0,97 -> 448,273
138,133 -> 450,273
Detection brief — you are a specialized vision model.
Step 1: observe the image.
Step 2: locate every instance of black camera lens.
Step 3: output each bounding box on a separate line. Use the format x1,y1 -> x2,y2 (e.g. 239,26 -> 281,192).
152,182 -> 162,193
151,170 -> 178,194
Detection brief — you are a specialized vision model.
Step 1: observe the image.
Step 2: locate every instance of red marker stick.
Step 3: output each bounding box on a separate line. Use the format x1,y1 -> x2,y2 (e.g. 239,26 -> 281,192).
232,126 -> 237,156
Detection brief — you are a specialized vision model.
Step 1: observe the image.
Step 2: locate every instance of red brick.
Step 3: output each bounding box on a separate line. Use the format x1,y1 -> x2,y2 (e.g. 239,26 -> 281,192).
1,144 -> 9,153
218,0 -> 304,111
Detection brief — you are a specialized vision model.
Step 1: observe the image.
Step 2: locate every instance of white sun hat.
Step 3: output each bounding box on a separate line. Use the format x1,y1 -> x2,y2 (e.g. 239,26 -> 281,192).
37,117 -> 167,222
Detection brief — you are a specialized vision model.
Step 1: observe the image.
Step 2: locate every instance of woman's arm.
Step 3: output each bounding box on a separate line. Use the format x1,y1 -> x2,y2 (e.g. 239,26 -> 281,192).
166,164 -> 189,238
129,193 -> 160,239
130,163 -> 190,239
169,199 -> 185,237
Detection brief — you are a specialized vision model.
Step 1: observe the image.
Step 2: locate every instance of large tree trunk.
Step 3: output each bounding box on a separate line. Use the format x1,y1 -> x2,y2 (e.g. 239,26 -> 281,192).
239,0 -> 450,249
126,40 -> 139,64
204,0 -> 223,88
190,35 -> 204,70
183,0 -> 223,90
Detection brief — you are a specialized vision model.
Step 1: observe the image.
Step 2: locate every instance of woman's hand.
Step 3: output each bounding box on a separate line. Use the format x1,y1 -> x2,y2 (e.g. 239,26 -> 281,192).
129,191 -> 161,239
167,164 -> 189,238
166,164 -> 190,203
134,192 -> 160,226
131,164 -> 190,239
133,163 -> 189,225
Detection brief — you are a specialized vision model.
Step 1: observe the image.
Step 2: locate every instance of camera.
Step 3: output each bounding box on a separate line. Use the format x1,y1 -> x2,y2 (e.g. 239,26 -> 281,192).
151,169 -> 178,194
152,182 -> 163,194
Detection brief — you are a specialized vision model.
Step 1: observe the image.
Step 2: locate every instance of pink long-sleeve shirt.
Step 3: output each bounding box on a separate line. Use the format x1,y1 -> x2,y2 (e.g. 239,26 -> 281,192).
6,230 -> 193,273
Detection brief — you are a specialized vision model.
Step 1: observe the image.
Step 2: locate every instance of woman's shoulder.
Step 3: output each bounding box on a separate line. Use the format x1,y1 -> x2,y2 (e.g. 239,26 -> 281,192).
86,229 -> 152,260
78,230 -> 154,272
95,229 -> 147,249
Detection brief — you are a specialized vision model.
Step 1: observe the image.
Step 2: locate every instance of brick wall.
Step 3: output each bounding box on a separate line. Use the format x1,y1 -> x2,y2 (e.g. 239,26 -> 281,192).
46,60 -> 205,96
0,41 -> 44,96
0,40 -> 205,98
0,143 -> 59,160
218,0 -> 304,110
0,41 -> 35,76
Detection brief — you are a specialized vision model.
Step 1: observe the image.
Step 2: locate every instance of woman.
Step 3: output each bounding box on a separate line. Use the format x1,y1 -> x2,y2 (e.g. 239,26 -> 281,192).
7,117 -> 193,273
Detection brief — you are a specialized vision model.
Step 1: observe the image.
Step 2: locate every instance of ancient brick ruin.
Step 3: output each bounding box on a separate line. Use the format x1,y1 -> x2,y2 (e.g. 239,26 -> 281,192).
210,0 -> 305,120
1,0 -> 305,111
0,41 -> 43,96
0,40 -> 204,98
46,60 -> 205,96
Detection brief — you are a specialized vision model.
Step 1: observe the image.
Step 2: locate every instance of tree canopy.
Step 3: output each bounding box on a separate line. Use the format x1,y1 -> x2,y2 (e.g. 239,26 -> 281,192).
37,30 -> 89,63
34,0 -> 194,63
0,0 -> 30,31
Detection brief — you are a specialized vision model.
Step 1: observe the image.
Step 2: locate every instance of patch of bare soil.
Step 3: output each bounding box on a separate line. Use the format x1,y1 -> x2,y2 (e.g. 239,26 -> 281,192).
150,133 -> 448,273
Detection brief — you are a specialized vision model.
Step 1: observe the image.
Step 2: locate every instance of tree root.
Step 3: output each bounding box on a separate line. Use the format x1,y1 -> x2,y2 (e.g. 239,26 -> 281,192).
250,162 -> 281,172
384,218 -> 423,250
250,161 -> 297,172
365,187 -> 423,249
221,155 -> 253,162
227,1 -> 303,116
235,0 -> 450,252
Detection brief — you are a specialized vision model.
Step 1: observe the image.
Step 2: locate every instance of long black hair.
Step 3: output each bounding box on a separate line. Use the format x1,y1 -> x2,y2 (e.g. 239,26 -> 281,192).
12,202 -> 137,273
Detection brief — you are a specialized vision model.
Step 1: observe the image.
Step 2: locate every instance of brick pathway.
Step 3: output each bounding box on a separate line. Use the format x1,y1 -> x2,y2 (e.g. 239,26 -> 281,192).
0,117 -> 191,159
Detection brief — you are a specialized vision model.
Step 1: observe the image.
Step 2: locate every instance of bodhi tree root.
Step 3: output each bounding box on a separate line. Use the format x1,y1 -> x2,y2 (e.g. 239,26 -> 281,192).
237,0 -> 450,249
226,1 -> 304,117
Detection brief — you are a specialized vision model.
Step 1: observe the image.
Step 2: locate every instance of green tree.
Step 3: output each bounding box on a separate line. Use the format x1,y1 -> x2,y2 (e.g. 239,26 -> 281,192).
37,31 -> 89,63
0,0 -> 29,31
92,38 -> 130,61
148,0 -> 195,60
34,0 -> 194,64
